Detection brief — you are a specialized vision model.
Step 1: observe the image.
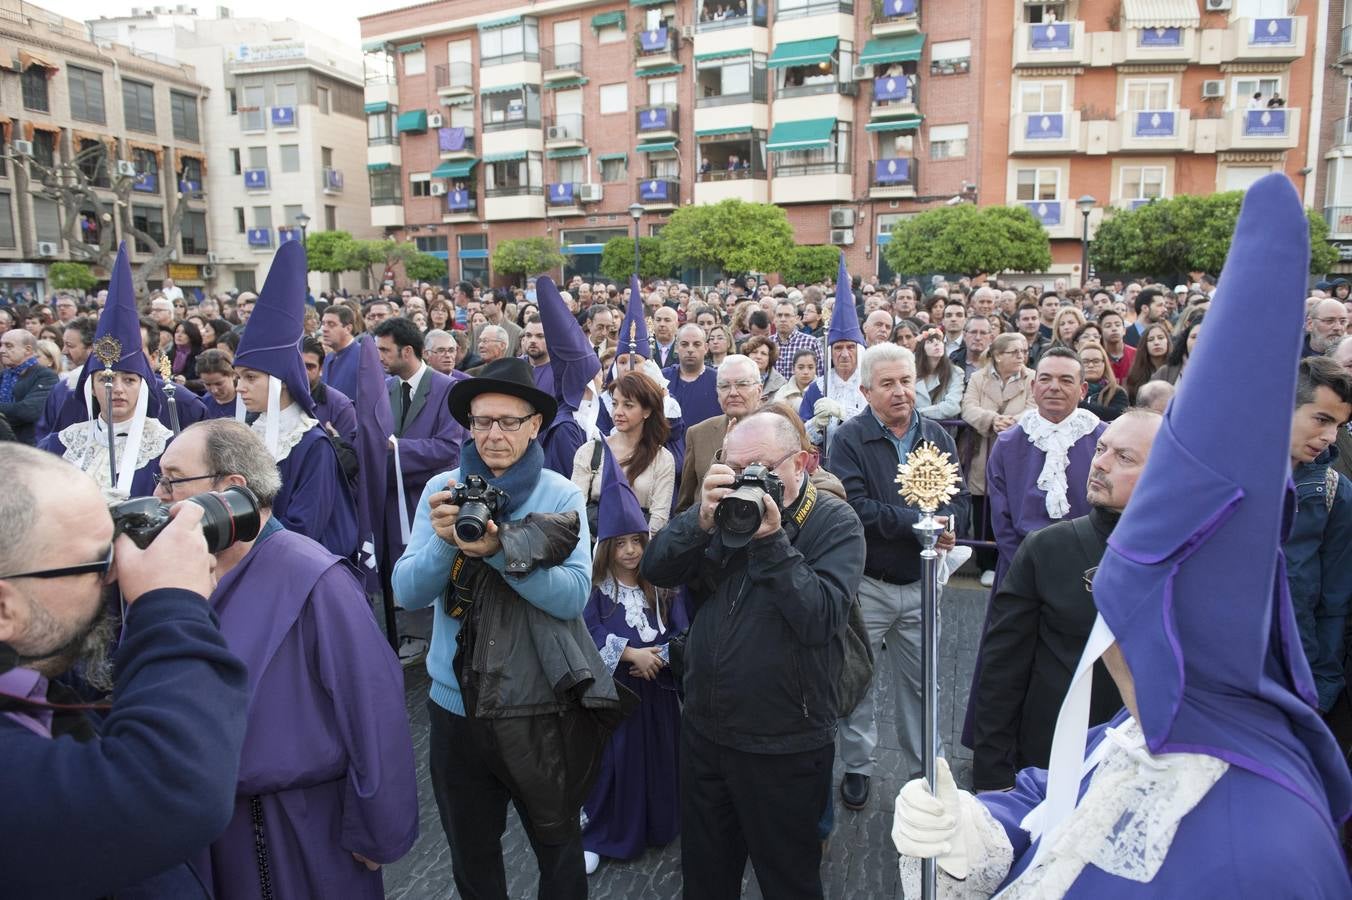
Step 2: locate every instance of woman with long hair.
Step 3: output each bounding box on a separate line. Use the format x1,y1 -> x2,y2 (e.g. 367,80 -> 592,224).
170,320 -> 202,381
1124,321 -> 1172,402
892,318 -> 922,351
572,370 -> 675,534
774,348 -> 819,406
427,298 -> 452,331
1077,343 -> 1127,421
705,323 -> 733,368
914,327 -> 965,420
741,335 -> 787,400
1050,306 -> 1087,350
1151,314 -> 1202,385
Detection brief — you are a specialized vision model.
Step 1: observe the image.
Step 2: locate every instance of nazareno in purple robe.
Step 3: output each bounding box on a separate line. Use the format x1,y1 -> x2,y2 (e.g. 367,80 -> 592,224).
582,582 -> 689,860
273,424 -> 359,561
37,430 -> 162,498
193,518 -> 418,899
321,338 -> 361,401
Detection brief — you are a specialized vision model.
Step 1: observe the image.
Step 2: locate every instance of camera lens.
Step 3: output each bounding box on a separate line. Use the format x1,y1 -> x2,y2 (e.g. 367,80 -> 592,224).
455,500 -> 490,543
189,486 -> 262,553
716,486 -> 765,538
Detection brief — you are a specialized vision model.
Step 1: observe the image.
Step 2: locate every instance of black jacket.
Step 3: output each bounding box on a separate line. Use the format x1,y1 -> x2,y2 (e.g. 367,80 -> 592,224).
0,363 -> 57,445
643,480 -> 865,754
970,507 -> 1124,790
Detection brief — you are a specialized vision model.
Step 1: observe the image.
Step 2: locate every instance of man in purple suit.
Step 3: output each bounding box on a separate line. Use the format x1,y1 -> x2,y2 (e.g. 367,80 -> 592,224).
302,336 -> 358,445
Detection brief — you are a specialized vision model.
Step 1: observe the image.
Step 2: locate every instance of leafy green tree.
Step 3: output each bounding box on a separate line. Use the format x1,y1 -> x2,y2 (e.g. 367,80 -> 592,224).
404,249 -> 449,283
343,239 -> 399,288
882,204 -> 1051,278
1090,192 -> 1337,277
305,230 -> 358,276
48,261 -> 97,293
491,237 -> 565,283
779,245 -> 842,286
599,236 -> 667,283
658,199 -> 794,276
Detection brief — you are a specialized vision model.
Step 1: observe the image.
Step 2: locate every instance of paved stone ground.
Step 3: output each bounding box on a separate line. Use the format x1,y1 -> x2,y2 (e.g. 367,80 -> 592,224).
385,577 -> 988,900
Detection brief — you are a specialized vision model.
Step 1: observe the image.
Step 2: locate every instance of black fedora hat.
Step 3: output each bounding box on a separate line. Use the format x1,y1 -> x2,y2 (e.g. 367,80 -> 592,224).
447,357 -> 559,429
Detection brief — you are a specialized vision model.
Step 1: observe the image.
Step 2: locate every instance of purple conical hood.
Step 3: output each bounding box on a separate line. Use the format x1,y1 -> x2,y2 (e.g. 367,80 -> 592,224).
596,438 -> 647,543
537,274 -> 599,411
827,252 -> 865,346
233,241 -> 315,415
1093,173 -> 1352,825
77,242 -> 161,406
618,275 -> 650,359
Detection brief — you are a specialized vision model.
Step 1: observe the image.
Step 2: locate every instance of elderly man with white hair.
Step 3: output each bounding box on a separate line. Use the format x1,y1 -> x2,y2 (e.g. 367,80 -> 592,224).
469,325 -> 510,374
1305,297 -> 1348,359
675,354 -> 765,512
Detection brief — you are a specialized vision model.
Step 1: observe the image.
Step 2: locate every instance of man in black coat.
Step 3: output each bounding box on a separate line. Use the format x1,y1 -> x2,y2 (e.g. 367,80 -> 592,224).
0,329 -> 58,445
970,408 -> 1162,791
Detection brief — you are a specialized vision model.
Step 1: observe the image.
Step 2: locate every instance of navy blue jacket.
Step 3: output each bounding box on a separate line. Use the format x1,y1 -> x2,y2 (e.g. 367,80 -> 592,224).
830,408 -> 969,585
0,362 -> 57,444
0,589 -> 249,899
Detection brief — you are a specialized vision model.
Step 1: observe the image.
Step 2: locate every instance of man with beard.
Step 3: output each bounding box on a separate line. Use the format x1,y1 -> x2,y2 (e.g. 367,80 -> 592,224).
521,315 -> 552,393
0,445 -> 249,898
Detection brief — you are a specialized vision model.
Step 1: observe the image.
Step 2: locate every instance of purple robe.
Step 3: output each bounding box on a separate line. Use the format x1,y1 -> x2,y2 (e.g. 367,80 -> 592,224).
542,412 -> 589,478
384,369 -> 465,561
313,382 -> 358,445
531,360 -> 555,398
275,425 -> 359,560
201,392 -> 245,420
37,430 -> 161,498
582,583 -> 689,859
321,340 -> 360,400
662,364 -> 721,427
37,375 -> 206,442
195,520 -> 418,899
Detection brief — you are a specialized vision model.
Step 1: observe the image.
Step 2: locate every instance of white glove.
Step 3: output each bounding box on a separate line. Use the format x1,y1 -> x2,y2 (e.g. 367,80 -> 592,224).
810,397 -> 845,430
892,758 -> 971,880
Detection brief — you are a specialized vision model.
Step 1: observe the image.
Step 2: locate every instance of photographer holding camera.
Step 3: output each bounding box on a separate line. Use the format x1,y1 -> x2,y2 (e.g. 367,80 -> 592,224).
643,409 -> 866,899
393,356 -> 626,900
0,444 -> 250,898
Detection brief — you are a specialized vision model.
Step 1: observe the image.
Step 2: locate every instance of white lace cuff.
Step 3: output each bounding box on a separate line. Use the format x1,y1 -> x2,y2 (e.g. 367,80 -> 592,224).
898,793 -> 1013,900
599,634 -> 629,674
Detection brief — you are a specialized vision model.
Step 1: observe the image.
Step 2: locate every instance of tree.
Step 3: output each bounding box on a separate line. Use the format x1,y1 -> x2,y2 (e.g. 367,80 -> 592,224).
305,230 -> 358,276
882,204 -> 1052,278
404,249 -> 449,283
48,261 -> 97,293
1090,192 -> 1337,277
658,199 -> 794,277
491,237 -> 565,283
779,245 -> 841,286
599,235 -> 667,284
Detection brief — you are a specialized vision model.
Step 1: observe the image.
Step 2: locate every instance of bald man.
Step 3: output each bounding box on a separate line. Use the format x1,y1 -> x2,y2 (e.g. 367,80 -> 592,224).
864,310 -> 895,347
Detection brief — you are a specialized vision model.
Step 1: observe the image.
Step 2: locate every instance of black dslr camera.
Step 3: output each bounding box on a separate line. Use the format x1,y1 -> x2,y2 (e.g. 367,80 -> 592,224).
111,486 -> 262,554
715,463 -> 784,546
449,476 -> 510,543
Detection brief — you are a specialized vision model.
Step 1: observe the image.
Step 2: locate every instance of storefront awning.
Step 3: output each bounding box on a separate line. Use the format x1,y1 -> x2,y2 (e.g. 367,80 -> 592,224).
637,65 -> 684,77
396,110 -> 428,133
766,117 -> 836,151
858,34 -> 926,66
637,140 -> 677,154
482,150 -> 527,163
432,159 -> 478,178
1122,0 -> 1199,28
546,147 -> 590,159
767,37 -> 837,69
864,115 -> 924,132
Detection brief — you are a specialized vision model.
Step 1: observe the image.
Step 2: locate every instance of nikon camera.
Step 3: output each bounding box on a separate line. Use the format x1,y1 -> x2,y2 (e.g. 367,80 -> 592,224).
448,475 -> 511,543
714,463 -> 784,548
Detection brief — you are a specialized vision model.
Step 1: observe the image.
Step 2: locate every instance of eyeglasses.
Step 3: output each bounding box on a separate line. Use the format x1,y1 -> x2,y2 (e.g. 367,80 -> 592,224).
426,346 -> 455,355
714,447 -> 799,476
153,472 -> 222,491
1314,317 -> 1349,327
468,414 -> 538,433
715,378 -> 760,393
2,544 -> 114,581
996,348 -> 1028,357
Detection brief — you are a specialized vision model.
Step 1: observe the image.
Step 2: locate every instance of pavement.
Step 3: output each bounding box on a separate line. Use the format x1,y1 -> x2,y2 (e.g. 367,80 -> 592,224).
384,576 -> 989,900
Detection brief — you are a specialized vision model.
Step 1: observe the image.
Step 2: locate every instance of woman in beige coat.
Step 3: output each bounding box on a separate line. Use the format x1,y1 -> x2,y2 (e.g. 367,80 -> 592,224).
960,332 -> 1035,585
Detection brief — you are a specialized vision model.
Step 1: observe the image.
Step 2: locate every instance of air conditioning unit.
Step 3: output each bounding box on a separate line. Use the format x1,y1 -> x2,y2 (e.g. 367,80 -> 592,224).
11,139 -> 32,157
1204,0 -> 1231,10
36,241 -> 58,257
546,125 -> 565,140
1201,79 -> 1225,99
116,160 -> 138,177
427,112 -> 444,128
829,228 -> 855,246
206,251 -> 220,263
829,207 -> 855,228
429,182 -> 446,196
851,63 -> 871,82
580,182 -> 603,202
680,24 -> 694,40
202,264 -> 217,278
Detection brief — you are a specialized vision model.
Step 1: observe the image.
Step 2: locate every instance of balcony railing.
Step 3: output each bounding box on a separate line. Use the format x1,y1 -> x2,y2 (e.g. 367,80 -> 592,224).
445,189 -> 477,214
546,114 -> 584,142
871,74 -> 917,109
437,127 -> 475,154
636,104 -> 678,135
371,192 -> 404,207
548,181 -> 582,205
872,0 -> 917,24
636,26 -> 677,61
1332,117 -> 1352,149
636,176 -> 681,204
434,62 -> 474,91
1021,200 -> 1063,227
772,159 -> 851,177
870,157 -> 917,188
485,184 -> 544,198
775,0 -> 852,20
697,166 -> 764,182
695,2 -> 767,30
1324,206 -> 1352,236
246,227 -> 273,247
1343,25 -> 1352,61
1240,107 -> 1290,138
483,113 -> 541,133
543,43 -> 583,73
322,167 -> 344,192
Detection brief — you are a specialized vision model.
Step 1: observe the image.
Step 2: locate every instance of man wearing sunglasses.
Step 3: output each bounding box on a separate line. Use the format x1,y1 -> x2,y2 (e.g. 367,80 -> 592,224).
0,444 -> 250,898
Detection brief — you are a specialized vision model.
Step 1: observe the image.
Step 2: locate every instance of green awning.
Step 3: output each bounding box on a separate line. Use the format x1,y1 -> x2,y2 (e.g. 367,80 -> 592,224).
767,117 -> 836,151
396,42 -> 424,53
432,159 -> 478,178
767,36 -> 838,69
479,14 -> 522,30
695,48 -> 750,62
637,64 -> 684,77
480,82 -> 524,95
444,94 -> 475,107
864,115 -> 924,132
591,10 -> 626,28
637,140 -> 677,153
544,77 -> 590,90
630,0 -> 667,6
364,101 -> 390,114
367,162 -> 392,172
483,150 -> 527,163
396,109 -> 428,133
697,126 -> 751,137
598,152 -> 628,162
859,34 -> 926,66
546,147 -> 589,159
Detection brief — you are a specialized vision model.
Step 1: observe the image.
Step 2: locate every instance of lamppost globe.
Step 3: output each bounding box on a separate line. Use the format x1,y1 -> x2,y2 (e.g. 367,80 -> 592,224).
628,203 -> 643,278
628,202 -> 643,221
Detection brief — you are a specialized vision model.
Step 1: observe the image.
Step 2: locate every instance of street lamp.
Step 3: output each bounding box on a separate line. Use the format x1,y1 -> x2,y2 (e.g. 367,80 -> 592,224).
295,210 -> 311,244
628,202 -> 644,278
1076,195 -> 1096,287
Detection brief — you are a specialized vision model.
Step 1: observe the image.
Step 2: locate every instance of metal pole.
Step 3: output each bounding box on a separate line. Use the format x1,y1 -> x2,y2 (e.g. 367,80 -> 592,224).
1080,211 -> 1091,288
102,375 -> 118,487
163,383 -> 181,435
633,215 -> 641,277
912,510 -> 944,900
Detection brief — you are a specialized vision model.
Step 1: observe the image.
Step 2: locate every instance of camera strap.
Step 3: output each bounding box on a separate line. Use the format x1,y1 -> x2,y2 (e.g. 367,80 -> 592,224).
444,553 -> 479,619
784,480 -> 818,541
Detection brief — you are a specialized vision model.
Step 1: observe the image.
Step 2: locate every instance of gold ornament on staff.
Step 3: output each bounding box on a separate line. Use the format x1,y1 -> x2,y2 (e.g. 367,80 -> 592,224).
158,351 -> 183,434
157,352 -> 172,381
92,336 -> 123,371
895,441 -> 962,513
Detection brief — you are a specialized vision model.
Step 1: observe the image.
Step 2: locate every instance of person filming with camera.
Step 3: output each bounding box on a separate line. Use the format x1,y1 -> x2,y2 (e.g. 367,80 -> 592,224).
0,444 -> 250,898
642,409 -> 866,899
393,356 -> 627,900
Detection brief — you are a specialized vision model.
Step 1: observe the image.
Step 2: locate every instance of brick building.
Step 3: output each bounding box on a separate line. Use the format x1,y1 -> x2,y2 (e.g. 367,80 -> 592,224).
1316,0 -> 1352,273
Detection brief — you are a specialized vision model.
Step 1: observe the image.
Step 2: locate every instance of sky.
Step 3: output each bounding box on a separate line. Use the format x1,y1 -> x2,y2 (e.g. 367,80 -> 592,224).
47,0 -> 387,52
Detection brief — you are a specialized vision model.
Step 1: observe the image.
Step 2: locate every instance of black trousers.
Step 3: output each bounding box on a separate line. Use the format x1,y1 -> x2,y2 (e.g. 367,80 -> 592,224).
680,725 -> 833,900
970,494 -> 998,571
428,700 -> 587,900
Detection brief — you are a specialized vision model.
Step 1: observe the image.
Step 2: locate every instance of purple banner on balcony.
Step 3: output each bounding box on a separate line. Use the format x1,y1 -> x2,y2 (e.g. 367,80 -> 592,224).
1138,26 -> 1182,46
278,227 -> 300,244
325,169 -> 344,191
639,107 -> 671,132
439,127 -> 467,152
874,158 -> 910,184
1244,108 -> 1287,136
1030,23 -> 1071,50
1024,201 -> 1062,226
244,168 -> 268,190
1129,198 -> 1156,210
640,179 -> 671,202
1134,111 -> 1176,138
882,0 -> 916,16
447,188 -> 472,211
639,27 -> 669,51
1251,17 -> 1293,44
1026,113 -> 1065,140
132,172 -> 158,193
246,227 -> 272,247
549,182 -> 576,204
874,76 -> 910,103
271,106 -> 296,128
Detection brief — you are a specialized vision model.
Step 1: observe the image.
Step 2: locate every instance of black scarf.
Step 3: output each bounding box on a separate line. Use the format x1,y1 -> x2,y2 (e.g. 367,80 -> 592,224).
458,437 -> 545,519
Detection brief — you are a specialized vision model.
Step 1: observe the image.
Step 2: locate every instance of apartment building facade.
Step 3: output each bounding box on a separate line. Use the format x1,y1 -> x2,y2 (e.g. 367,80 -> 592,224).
358,0 -> 984,286
1316,0 -> 1352,273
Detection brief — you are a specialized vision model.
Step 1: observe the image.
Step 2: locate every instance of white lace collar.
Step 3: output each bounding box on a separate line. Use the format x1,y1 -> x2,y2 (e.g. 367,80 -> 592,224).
602,575 -> 663,642
1018,408 -> 1100,519
251,401 -> 317,462
814,362 -> 867,416
59,416 -> 172,498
